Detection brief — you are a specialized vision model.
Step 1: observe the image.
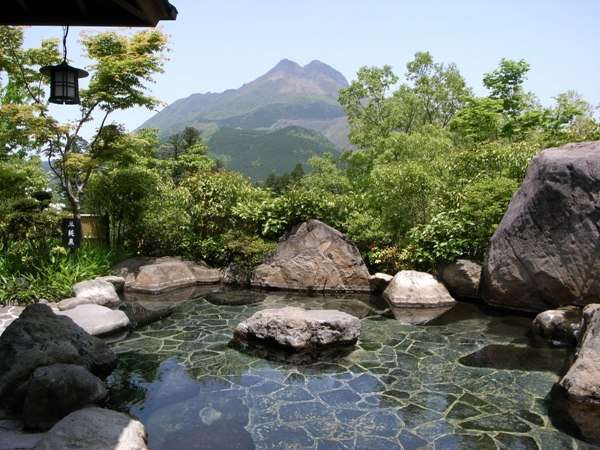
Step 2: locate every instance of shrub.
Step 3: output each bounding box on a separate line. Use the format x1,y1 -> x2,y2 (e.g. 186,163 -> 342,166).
403,176 -> 519,269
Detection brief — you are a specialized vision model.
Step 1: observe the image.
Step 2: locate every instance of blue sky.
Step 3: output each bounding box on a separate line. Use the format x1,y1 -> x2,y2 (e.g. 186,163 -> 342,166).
23,0 -> 600,134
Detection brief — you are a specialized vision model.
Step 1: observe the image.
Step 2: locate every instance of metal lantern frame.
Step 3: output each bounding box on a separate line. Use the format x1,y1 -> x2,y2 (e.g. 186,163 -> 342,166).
39,26 -> 88,105
40,61 -> 88,105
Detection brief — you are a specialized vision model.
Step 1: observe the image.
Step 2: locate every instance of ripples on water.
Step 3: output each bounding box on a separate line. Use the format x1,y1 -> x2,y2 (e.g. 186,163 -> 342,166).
108,289 -> 595,450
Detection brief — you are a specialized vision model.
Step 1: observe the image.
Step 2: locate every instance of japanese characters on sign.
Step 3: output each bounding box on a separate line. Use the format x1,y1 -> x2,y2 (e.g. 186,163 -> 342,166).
62,218 -> 82,249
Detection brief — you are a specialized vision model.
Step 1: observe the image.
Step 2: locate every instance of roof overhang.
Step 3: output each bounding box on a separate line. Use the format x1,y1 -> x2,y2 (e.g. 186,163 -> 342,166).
0,0 -> 178,27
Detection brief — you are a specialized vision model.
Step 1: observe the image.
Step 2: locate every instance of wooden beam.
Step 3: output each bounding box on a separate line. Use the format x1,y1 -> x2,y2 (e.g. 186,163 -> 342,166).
16,0 -> 30,13
111,0 -> 148,24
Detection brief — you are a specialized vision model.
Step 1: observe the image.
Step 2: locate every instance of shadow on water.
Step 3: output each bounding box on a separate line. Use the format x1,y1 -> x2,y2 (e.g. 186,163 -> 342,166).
549,384 -> 600,447
458,344 -> 572,374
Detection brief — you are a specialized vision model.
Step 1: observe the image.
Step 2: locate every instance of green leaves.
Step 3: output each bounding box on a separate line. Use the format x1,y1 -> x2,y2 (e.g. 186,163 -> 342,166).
82,29 -> 167,111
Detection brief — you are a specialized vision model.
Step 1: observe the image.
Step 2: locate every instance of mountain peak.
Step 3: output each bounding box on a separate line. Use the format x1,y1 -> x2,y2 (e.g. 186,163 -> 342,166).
270,58 -> 302,73
304,60 -> 348,87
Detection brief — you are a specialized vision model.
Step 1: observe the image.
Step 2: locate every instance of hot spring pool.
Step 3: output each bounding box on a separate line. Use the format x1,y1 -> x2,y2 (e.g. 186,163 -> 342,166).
107,290 -> 595,450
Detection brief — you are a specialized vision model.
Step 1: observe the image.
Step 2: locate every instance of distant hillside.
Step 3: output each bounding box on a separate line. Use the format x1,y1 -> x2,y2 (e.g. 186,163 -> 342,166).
208,126 -> 337,181
138,59 -> 352,177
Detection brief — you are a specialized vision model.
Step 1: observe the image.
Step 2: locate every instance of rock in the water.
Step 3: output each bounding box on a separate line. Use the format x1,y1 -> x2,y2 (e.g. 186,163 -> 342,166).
0,304 -> 116,415
481,141 -> 600,312
23,364 -> 107,430
222,263 -> 251,286
369,273 -> 394,295
95,275 -> 126,293
234,306 -> 361,351
113,256 -> 221,293
251,220 -> 370,292
558,304 -> 600,402
383,270 -> 457,308
532,306 -> 582,347
57,304 -> 130,336
439,259 -> 481,299
552,304 -> 600,445
33,407 -> 148,450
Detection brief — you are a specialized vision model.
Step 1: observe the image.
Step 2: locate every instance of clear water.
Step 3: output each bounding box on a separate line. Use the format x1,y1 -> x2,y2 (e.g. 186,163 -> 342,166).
107,289 -> 597,450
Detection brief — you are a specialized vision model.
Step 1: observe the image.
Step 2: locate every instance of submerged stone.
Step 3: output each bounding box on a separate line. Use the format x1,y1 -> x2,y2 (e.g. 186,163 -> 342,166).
495,432 -> 539,449
434,433 -> 496,450
460,412 -> 531,433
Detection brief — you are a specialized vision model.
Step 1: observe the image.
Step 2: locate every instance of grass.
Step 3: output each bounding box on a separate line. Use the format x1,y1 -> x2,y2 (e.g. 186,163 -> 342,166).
0,244 -> 131,306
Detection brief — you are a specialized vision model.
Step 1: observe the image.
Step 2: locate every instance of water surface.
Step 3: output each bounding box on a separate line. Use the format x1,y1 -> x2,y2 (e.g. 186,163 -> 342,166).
108,289 -> 595,450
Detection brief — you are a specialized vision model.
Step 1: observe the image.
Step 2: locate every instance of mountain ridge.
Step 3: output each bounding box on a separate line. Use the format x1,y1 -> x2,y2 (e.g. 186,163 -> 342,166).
138,59 -> 351,179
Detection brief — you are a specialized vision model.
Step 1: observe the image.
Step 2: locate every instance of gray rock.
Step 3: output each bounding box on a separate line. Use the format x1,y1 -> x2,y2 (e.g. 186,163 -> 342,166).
532,306 -> 582,347
0,419 -> 45,450
234,306 -> 361,351
113,256 -> 221,294
369,273 -> 394,295
58,279 -> 119,311
552,304 -> 600,445
251,220 -> 370,292
481,141 -> 600,312
33,407 -> 148,450
383,270 -> 457,308
222,263 -> 251,286
23,364 -> 108,430
57,304 -> 130,336
0,304 -> 116,415
95,275 -> 126,293
439,259 -> 481,299
559,304 -> 600,402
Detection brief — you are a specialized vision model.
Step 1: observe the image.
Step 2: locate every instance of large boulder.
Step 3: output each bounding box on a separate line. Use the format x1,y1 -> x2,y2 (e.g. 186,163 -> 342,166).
33,407 -> 148,450
234,306 -> 361,351
113,256 -> 221,294
481,141 -> 600,312
0,304 -> 117,415
438,259 -> 481,299
251,220 -> 370,292
551,304 -> 600,445
57,304 -> 130,337
58,279 -> 120,311
23,364 -> 108,430
532,306 -> 582,347
383,270 -> 457,308
369,273 -> 394,295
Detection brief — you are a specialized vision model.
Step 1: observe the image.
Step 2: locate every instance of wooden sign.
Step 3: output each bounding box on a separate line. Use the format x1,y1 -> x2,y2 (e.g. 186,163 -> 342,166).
62,218 -> 82,249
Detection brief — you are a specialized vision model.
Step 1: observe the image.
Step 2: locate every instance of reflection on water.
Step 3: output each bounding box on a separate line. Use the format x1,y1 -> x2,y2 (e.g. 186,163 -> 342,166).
108,289 -> 594,450
389,306 -> 454,325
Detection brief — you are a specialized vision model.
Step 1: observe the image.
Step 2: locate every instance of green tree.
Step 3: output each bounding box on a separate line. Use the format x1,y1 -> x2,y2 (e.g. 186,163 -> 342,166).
483,58 -> 531,118
0,26 -> 168,219
339,65 -> 399,150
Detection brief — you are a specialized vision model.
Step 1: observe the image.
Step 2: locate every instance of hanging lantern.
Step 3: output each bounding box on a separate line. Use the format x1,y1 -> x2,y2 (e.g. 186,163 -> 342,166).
40,61 -> 88,105
39,26 -> 88,105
